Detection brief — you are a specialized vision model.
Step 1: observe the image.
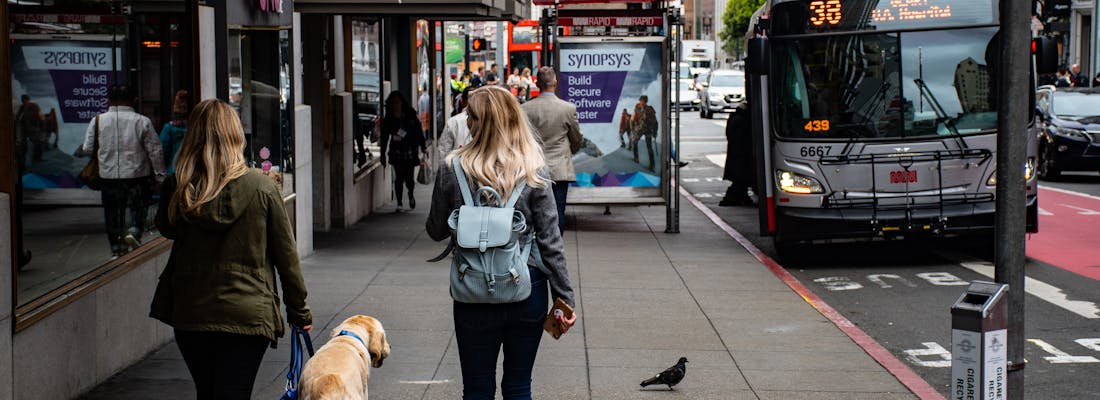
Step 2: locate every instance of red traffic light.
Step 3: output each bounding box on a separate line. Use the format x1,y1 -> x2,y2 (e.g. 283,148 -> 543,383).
471,38 -> 486,51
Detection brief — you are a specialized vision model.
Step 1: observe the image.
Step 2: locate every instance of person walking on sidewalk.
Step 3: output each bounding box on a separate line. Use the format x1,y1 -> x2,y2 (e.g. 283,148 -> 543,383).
720,101 -> 755,206
82,85 -> 166,257
438,87 -> 471,163
380,91 -> 427,210
150,99 -> 312,400
521,66 -> 583,233
427,86 -> 577,400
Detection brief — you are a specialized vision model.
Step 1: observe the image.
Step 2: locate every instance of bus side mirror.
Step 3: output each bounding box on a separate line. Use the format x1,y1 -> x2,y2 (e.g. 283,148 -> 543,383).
747,37 -> 769,75
1033,37 -> 1058,75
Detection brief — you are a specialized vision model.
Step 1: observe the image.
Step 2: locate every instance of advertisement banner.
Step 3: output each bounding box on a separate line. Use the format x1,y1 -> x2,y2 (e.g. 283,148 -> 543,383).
558,38 -> 663,188
11,38 -> 121,190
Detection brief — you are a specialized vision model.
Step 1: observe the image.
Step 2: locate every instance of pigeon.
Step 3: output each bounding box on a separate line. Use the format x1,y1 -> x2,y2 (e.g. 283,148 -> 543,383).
639,357 -> 688,390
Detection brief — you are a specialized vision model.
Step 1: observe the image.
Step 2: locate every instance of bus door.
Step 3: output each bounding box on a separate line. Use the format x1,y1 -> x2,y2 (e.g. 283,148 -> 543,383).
748,36 -> 776,237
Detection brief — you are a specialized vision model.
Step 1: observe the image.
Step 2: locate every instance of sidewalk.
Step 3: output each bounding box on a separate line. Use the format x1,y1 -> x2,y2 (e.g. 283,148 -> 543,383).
81,187 -> 919,399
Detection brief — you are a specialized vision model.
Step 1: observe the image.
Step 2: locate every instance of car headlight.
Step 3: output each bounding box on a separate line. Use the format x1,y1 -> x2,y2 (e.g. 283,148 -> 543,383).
1054,127 -> 1091,142
986,158 -> 1037,186
776,170 -> 825,194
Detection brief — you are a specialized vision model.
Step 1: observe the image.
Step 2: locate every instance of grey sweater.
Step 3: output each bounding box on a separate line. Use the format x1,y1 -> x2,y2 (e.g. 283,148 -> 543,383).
426,163 -> 576,307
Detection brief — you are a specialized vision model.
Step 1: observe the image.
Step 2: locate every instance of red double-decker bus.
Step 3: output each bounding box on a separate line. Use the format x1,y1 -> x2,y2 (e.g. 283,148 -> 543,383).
507,20 -> 544,74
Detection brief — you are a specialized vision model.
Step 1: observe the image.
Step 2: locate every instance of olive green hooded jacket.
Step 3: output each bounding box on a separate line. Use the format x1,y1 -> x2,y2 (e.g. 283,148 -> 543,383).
150,170 -> 311,343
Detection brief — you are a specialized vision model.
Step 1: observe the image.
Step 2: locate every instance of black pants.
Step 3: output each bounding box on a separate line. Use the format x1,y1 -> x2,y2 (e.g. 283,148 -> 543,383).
453,268 -> 548,400
393,163 -> 417,205
175,330 -> 269,400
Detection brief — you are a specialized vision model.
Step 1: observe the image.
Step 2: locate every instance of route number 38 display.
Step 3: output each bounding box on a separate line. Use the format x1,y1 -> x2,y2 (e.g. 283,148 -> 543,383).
809,0 -> 843,26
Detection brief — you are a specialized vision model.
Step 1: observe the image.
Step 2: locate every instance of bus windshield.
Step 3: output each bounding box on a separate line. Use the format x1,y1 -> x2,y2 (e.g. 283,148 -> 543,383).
771,27 -> 998,140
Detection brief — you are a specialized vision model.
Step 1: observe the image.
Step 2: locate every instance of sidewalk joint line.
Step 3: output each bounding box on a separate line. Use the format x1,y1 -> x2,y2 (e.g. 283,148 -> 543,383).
570,216 -> 595,400
678,186 -> 945,400
639,205 -> 762,400
421,332 -> 456,400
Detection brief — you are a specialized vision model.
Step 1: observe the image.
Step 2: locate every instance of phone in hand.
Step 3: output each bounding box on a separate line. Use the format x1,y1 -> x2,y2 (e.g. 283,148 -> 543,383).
543,298 -> 574,340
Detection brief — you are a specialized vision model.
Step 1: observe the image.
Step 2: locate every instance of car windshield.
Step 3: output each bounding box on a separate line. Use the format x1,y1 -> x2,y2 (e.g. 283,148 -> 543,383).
710,74 -> 743,87
1052,93 -> 1100,118
771,27 -> 999,140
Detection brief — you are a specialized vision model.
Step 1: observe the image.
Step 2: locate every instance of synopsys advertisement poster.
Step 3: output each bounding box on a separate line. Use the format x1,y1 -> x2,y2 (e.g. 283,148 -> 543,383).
558,38 -> 663,188
11,38 -> 121,190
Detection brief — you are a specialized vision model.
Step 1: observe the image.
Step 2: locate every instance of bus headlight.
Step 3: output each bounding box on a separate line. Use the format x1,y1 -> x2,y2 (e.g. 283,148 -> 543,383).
986,159 -> 1036,186
776,170 -> 825,194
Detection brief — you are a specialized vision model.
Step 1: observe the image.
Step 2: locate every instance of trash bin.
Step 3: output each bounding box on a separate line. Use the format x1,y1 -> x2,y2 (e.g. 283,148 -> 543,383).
950,281 -> 1009,400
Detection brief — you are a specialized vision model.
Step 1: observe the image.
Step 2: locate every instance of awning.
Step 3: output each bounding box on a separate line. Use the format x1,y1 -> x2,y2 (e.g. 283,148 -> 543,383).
294,0 -> 530,22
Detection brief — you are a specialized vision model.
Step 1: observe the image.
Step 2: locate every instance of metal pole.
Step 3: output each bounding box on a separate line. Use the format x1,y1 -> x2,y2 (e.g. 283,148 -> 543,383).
995,0 -> 1029,397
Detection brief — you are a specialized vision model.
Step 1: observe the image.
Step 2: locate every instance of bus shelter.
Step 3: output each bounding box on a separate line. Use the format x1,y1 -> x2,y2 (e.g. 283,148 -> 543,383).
535,0 -> 685,232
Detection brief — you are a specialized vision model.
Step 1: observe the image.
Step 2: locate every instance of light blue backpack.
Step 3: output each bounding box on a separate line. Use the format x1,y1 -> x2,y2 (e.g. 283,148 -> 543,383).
444,156 -> 534,304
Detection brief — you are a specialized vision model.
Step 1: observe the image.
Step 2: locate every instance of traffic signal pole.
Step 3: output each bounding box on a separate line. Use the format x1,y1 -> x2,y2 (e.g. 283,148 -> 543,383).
995,0 -> 1029,398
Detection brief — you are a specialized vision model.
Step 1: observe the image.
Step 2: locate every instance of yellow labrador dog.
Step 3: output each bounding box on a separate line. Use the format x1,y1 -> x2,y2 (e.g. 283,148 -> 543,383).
300,315 -> 390,400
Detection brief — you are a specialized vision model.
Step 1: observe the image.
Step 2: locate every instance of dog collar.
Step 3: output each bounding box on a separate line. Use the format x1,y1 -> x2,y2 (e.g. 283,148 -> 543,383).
337,329 -> 368,349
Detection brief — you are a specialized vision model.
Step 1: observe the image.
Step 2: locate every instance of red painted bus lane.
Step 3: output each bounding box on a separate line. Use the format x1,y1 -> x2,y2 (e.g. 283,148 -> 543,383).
1029,187 -> 1100,281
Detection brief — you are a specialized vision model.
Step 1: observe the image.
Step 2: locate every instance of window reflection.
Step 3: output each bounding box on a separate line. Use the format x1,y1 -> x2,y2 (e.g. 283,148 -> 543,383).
228,29 -> 295,194
10,8 -> 188,306
352,19 -> 383,171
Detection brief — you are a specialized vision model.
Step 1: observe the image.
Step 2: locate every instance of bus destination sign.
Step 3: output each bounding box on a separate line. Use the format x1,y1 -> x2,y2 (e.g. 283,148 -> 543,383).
793,0 -> 996,33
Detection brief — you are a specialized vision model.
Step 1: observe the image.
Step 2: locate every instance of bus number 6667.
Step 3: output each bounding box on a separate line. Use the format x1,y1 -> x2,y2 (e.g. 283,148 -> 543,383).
799,146 -> 833,157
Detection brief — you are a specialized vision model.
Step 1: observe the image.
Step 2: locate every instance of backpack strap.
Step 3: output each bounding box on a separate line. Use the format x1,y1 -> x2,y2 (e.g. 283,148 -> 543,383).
451,156 -> 474,206
504,180 -> 527,208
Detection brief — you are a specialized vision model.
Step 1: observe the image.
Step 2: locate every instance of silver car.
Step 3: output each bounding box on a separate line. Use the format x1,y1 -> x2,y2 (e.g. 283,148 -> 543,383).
699,70 -> 746,119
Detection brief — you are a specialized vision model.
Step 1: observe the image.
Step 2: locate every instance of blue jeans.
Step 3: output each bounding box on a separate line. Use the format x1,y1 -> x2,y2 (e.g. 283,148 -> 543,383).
453,267 -> 548,400
552,181 -> 569,233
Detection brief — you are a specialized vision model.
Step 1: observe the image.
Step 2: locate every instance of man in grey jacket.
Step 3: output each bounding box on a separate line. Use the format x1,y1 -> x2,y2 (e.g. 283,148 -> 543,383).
521,67 -> 583,233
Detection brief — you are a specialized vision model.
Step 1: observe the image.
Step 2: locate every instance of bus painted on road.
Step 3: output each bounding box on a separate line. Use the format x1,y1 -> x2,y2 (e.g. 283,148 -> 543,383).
745,0 -> 1038,255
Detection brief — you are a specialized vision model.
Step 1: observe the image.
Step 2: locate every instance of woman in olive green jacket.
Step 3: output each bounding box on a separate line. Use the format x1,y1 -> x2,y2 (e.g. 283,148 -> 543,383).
150,99 -> 311,400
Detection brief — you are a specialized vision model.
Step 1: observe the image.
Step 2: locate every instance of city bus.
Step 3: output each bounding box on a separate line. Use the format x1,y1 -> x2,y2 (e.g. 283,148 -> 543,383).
744,0 -> 1039,255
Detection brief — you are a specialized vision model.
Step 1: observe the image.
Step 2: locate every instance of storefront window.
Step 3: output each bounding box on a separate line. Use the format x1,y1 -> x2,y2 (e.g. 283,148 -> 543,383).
9,2 -> 190,307
351,19 -> 382,172
228,29 -> 295,194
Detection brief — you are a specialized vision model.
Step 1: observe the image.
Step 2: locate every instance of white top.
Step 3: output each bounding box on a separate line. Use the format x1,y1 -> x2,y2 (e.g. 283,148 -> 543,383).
438,111 -> 471,162
82,106 -> 166,180
507,74 -> 521,88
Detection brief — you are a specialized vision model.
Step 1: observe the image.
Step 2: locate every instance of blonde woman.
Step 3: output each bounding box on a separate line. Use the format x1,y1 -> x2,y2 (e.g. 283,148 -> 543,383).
519,67 -> 534,100
426,86 -> 577,400
151,99 -> 312,400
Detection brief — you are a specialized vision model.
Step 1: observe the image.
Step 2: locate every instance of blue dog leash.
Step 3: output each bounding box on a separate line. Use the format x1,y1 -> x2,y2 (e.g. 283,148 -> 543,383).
281,325 -> 315,400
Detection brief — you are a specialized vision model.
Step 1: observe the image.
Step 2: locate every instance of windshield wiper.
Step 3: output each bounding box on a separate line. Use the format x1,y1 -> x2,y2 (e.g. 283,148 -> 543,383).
913,78 -> 967,149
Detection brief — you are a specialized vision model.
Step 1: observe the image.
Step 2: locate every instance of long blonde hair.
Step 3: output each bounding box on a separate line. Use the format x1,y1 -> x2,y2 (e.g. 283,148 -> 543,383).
169,99 -> 250,221
451,86 -> 549,203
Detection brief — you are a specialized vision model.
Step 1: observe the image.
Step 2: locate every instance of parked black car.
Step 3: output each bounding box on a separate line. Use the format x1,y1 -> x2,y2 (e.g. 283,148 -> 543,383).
1035,86 -> 1100,179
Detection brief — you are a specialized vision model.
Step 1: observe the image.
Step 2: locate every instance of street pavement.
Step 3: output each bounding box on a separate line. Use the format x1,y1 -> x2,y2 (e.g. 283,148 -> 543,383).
80,181 -> 922,399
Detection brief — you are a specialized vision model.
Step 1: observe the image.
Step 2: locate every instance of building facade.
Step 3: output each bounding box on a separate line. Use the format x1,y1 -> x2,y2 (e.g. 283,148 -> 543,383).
1,0 -> 527,398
